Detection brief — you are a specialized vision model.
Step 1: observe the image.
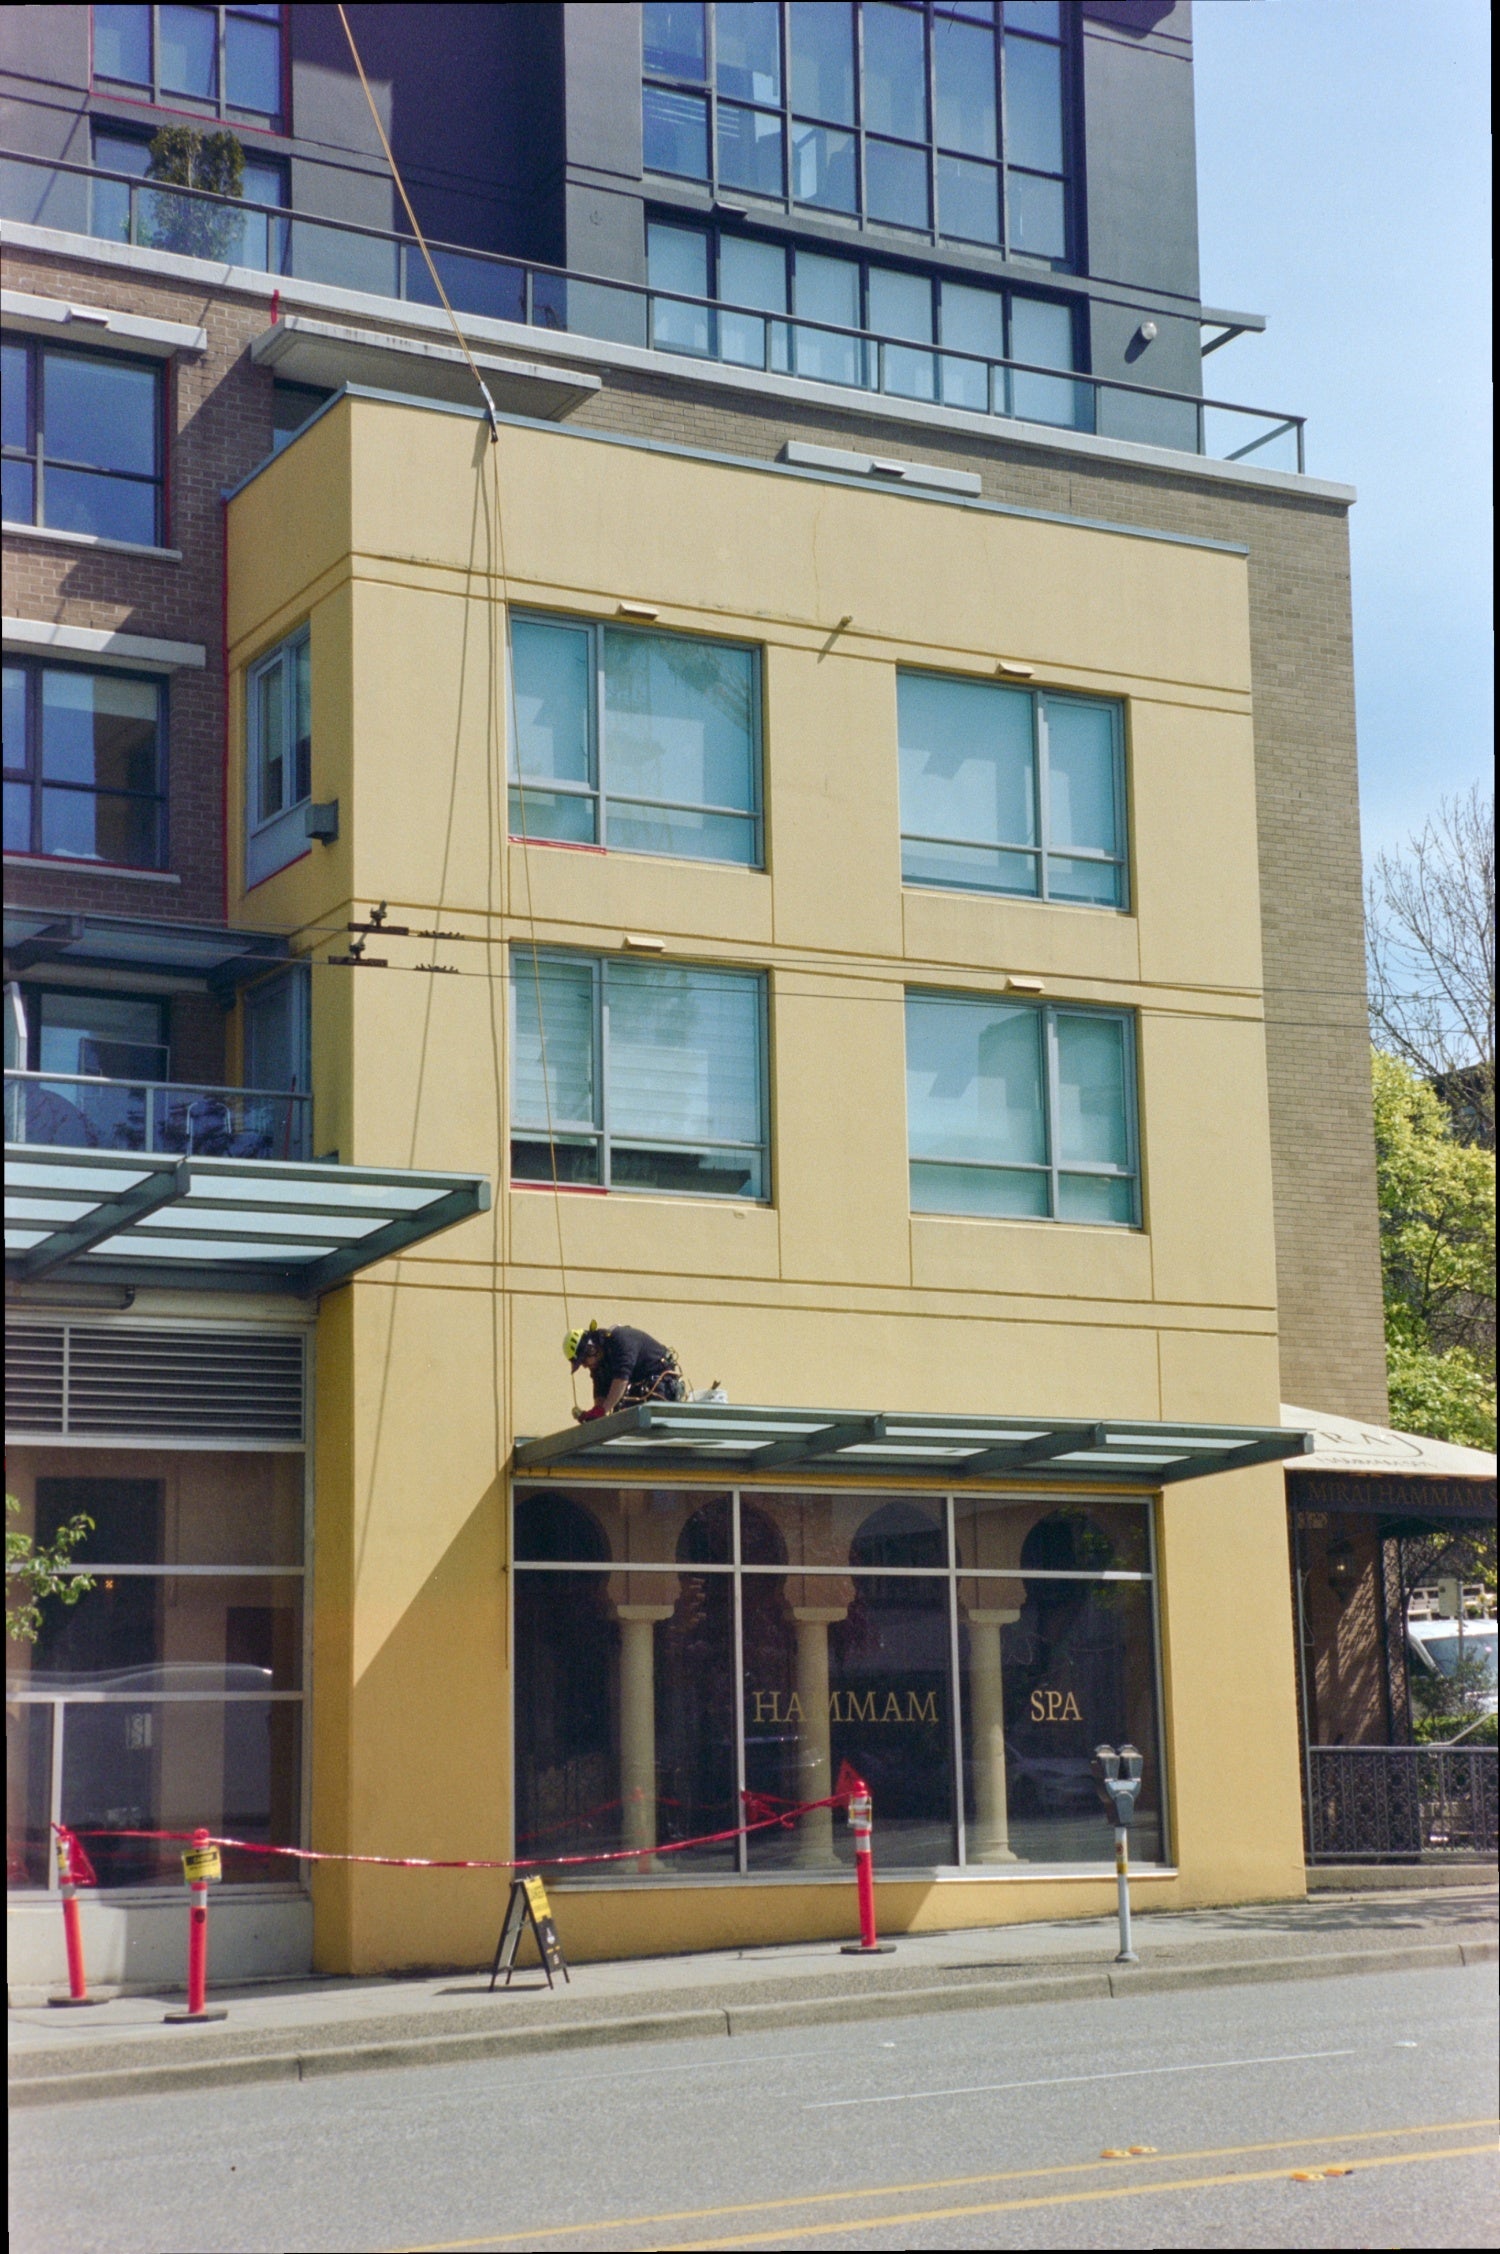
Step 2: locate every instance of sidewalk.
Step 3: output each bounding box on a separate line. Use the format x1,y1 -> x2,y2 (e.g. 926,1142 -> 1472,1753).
10,1882 -> 1496,2108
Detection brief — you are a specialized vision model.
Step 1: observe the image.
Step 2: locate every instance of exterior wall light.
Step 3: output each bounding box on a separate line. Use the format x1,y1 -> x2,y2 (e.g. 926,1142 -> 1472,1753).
1325,1536 -> 1357,1604
1137,321 -> 1158,344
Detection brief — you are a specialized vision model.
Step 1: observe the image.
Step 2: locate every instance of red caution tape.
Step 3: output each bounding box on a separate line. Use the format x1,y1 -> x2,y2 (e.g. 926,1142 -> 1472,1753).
57,1786 -> 855,1874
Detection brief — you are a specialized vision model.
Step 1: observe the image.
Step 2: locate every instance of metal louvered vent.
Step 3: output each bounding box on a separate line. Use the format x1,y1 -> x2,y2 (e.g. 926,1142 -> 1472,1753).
5,1324 -> 304,1442
4,1323 -> 65,1431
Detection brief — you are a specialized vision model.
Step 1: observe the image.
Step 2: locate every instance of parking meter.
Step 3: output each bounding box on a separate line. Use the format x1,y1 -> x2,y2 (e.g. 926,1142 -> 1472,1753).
1091,1743 -> 1144,1829
1091,1744 -> 1143,1965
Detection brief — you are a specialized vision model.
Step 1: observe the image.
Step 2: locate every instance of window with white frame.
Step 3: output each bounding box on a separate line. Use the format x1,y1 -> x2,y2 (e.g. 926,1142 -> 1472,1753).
906,991 -> 1139,1224
245,626 -> 310,886
511,950 -> 768,1198
509,614 -> 761,867
899,671 -> 1126,908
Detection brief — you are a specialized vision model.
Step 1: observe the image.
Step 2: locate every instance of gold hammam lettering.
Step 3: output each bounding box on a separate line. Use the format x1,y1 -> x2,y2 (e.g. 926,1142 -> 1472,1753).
785,1692 -> 804,1722
844,1691 -> 877,1722
751,1691 -> 779,1724
905,1691 -> 938,1724
881,1692 -> 902,1722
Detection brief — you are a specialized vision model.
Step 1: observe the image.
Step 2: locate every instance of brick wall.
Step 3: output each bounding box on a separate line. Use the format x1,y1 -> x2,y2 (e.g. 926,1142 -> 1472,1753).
2,249 -> 278,927
0,240 -> 1387,1419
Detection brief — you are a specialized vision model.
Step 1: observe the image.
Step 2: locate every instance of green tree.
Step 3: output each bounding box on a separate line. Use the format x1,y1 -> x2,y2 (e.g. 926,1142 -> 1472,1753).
6,1495 -> 94,1645
1372,1050 -> 1496,1447
143,126 -> 246,261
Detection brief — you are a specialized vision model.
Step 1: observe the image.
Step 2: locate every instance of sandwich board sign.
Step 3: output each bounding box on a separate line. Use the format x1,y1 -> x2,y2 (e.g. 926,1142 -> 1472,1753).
489,1871 -> 569,1990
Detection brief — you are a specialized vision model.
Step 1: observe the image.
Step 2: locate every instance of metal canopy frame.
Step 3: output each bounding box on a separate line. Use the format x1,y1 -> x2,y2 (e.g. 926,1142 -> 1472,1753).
3,908 -> 288,992
515,1402 -> 1313,1488
5,1145 -> 490,1295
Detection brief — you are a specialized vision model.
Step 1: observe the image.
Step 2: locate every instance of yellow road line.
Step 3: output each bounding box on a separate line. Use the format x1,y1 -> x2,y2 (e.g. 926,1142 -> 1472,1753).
660,2143 -> 1499,2251
398,2117 -> 1499,2251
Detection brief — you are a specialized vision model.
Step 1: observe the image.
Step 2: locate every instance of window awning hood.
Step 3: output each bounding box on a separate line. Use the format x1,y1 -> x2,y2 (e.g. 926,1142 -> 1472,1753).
515,1402 -> 1312,1488
5,1145 -> 490,1295
4,910 -> 287,992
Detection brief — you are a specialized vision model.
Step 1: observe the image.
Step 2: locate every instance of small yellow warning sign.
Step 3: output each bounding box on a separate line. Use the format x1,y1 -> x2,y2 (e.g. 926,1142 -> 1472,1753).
182,1845 -> 222,1883
522,1874 -> 551,1921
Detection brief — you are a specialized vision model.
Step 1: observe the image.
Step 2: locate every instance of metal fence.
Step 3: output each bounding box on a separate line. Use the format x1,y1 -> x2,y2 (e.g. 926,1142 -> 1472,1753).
1306,1745 -> 1498,1862
1,148 -> 1306,471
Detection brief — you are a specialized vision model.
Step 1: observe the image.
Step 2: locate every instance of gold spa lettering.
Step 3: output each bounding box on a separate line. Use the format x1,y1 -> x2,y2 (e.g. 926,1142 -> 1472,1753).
1029,1688 -> 1083,1722
749,1690 -> 940,1725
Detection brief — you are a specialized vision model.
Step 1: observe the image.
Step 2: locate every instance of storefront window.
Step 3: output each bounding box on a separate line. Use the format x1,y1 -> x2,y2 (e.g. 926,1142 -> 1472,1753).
5,1450 -> 304,1889
513,1482 -> 1163,1876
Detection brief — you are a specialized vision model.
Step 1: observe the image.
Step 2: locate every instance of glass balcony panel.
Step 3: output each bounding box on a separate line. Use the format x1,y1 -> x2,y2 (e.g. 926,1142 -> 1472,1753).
0,156 -> 90,232
406,246 -> 526,326
286,218 -> 400,299
4,1074 -> 311,1159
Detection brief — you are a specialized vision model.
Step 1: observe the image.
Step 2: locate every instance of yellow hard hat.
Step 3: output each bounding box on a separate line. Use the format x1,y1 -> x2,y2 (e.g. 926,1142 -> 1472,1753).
563,1323 -> 599,1366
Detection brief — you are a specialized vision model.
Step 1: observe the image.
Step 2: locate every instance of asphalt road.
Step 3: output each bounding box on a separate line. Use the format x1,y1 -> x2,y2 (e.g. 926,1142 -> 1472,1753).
10,1962 -> 1498,2252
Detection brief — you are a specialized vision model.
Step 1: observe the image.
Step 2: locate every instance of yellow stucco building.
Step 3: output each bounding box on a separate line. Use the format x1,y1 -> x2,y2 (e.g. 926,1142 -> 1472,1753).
207,386 -> 1307,1972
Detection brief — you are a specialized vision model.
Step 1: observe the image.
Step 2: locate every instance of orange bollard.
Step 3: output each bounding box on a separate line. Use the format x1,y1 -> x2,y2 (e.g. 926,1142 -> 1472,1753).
48,1828 -> 103,2008
839,1778 -> 895,1955
164,1828 -> 228,2024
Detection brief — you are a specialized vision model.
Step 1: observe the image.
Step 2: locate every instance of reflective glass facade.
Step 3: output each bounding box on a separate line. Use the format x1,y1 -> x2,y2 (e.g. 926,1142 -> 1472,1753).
513,1483 -> 1164,1875
642,1 -> 1073,265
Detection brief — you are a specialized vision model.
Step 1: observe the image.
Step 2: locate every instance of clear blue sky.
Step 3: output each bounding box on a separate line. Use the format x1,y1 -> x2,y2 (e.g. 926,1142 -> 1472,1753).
1191,0 -> 1492,866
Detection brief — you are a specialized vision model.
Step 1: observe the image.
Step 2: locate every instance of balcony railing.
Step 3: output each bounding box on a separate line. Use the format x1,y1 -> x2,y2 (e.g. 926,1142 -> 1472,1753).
1305,1745 -> 1499,1862
5,1071 -> 310,1161
1,150 -> 1306,472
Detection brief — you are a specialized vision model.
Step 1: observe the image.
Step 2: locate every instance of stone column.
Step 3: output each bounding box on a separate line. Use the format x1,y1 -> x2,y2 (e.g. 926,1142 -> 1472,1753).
791,1605 -> 848,1868
964,1605 -> 1021,1862
616,1603 -> 673,1870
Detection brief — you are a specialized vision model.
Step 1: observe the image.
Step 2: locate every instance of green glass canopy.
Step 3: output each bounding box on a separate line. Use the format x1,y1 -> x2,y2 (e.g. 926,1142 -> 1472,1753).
5,1146 -> 490,1296
515,1402 -> 1312,1488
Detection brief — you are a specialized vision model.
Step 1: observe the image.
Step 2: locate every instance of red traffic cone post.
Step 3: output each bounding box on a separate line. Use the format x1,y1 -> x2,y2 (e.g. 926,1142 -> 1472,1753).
164,1828 -> 228,2023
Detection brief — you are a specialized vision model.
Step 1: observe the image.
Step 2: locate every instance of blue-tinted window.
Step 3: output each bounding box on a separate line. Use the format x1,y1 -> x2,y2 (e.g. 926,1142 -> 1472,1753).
512,953 -> 768,1199
906,993 -> 1138,1226
866,139 -> 929,230
716,1 -> 780,100
934,16 -> 997,156
898,671 -> 1124,907
2,341 -> 162,547
644,84 -> 710,177
3,660 -> 166,869
864,4 -> 927,139
644,0 -> 707,79
719,103 -> 784,196
91,6 -> 284,126
510,612 -> 762,870
94,4 -> 151,82
791,121 -> 857,212
790,1 -> 855,122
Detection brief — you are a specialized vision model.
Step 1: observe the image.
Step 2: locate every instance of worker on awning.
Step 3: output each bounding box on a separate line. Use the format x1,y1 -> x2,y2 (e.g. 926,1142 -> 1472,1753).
566,1323 -> 687,1421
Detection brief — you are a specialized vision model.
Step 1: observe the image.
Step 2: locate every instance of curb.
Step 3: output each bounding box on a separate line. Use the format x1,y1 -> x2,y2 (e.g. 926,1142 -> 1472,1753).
10,1937 -> 1495,2108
